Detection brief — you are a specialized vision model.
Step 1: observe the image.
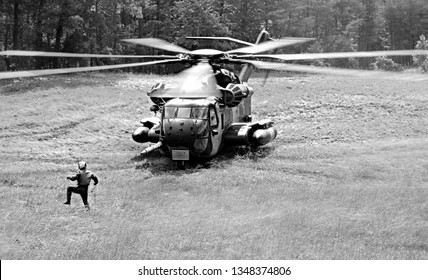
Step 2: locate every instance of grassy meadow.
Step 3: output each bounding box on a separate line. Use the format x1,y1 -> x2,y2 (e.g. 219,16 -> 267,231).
0,72 -> 427,259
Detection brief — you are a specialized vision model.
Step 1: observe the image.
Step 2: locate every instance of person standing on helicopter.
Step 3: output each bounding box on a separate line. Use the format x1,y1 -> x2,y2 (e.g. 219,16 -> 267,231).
64,161 -> 99,210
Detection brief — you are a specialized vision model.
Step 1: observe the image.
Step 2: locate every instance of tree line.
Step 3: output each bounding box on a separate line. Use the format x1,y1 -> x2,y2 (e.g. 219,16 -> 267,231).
1,0 -> 428,73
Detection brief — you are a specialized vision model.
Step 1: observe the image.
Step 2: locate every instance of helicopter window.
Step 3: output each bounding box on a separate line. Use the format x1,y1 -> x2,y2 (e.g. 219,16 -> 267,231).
163,107 -> 209,119
209,108 -> 218,127
164,107 -> 177,118
177,107 -> 192,118
196,120 -> 209,137
191,108 -> 208,119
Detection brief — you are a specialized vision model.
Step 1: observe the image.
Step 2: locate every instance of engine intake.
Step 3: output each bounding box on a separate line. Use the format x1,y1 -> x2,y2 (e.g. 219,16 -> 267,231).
222,83 -> 253,107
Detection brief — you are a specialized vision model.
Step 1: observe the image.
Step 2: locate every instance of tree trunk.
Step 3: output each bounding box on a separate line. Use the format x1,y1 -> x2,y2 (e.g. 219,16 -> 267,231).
4,14 -> 11,69
54,16 -> 65,68
35,0 -> 45,69
12,0 -> 20,50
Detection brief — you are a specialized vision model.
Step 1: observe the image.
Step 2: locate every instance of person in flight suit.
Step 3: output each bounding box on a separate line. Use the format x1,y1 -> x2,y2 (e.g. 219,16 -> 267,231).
64,161 -> 98,210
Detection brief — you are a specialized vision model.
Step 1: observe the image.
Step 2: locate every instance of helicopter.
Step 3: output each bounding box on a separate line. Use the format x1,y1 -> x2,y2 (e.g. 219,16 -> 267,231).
129,29 -> 294,165
1,29 -> 428,168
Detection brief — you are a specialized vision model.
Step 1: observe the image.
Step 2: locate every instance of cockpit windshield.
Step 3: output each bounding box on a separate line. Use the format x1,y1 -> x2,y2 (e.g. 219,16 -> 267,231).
163,107 -> 208,119
177,107 -> 192,118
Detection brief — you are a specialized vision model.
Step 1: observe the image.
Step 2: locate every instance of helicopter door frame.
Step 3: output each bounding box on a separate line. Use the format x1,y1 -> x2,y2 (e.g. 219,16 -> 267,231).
209,107 -> 219,130
208,105 -> 222,157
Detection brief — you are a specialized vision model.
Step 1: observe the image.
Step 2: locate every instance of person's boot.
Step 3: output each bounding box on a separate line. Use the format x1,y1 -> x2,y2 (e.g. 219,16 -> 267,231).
65,188 -> 72,205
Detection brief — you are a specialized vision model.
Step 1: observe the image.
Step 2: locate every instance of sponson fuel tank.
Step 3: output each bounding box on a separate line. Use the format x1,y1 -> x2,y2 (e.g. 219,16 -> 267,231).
132,117 -> 161,143
223,120 -> 277,146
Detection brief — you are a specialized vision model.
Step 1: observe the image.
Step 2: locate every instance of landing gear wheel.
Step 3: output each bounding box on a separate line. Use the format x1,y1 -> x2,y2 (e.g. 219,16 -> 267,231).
176,160 -> 186,170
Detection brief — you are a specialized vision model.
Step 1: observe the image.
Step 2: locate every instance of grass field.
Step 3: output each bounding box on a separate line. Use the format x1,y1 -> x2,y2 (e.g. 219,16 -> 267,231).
0,72 -> 427,259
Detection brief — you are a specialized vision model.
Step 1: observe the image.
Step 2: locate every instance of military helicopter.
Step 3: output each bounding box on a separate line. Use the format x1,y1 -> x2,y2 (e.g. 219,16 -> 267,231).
1,29 -> 427,168
128,29 -> 298,165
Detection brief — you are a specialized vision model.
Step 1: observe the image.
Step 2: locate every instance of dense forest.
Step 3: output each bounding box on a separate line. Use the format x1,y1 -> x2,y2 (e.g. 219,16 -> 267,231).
1,0 -> 428,73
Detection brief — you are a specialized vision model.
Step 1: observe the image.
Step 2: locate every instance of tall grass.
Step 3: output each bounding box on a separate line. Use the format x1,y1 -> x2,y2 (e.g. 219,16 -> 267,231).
1,73 -> 427,259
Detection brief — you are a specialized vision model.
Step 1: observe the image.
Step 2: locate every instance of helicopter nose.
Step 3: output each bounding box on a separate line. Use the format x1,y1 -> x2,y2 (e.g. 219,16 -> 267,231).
164,119 -> 197,146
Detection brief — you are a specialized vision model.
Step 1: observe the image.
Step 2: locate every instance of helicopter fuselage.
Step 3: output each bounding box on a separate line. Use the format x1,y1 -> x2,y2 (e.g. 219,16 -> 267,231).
132,81 -> 277,162
161,98 -> 222,160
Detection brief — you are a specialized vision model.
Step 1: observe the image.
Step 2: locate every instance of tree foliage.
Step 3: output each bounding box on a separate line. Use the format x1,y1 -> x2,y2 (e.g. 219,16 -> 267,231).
370,56 -> 404,71
413,35 -> 428,72
1,0 -> 428,72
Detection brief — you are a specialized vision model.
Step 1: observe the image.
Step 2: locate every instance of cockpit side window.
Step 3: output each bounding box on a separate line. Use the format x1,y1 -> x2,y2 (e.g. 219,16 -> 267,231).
192,108 -> 208,119
209,108 -> 218,127
164,107 -> 177,118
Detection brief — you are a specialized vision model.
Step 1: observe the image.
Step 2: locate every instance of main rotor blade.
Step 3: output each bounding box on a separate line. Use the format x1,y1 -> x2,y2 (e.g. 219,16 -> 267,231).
0,59 -> 183,80
240,60 -> 428,81
187,36 -> 254,46
243,49 -> 428,61
0,50 -> 176,59
122,38 -> 190,54
228,37 -> 314,54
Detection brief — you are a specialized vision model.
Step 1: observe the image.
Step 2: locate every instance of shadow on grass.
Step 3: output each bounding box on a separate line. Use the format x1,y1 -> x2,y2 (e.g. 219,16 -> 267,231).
129,145 -> 276,174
